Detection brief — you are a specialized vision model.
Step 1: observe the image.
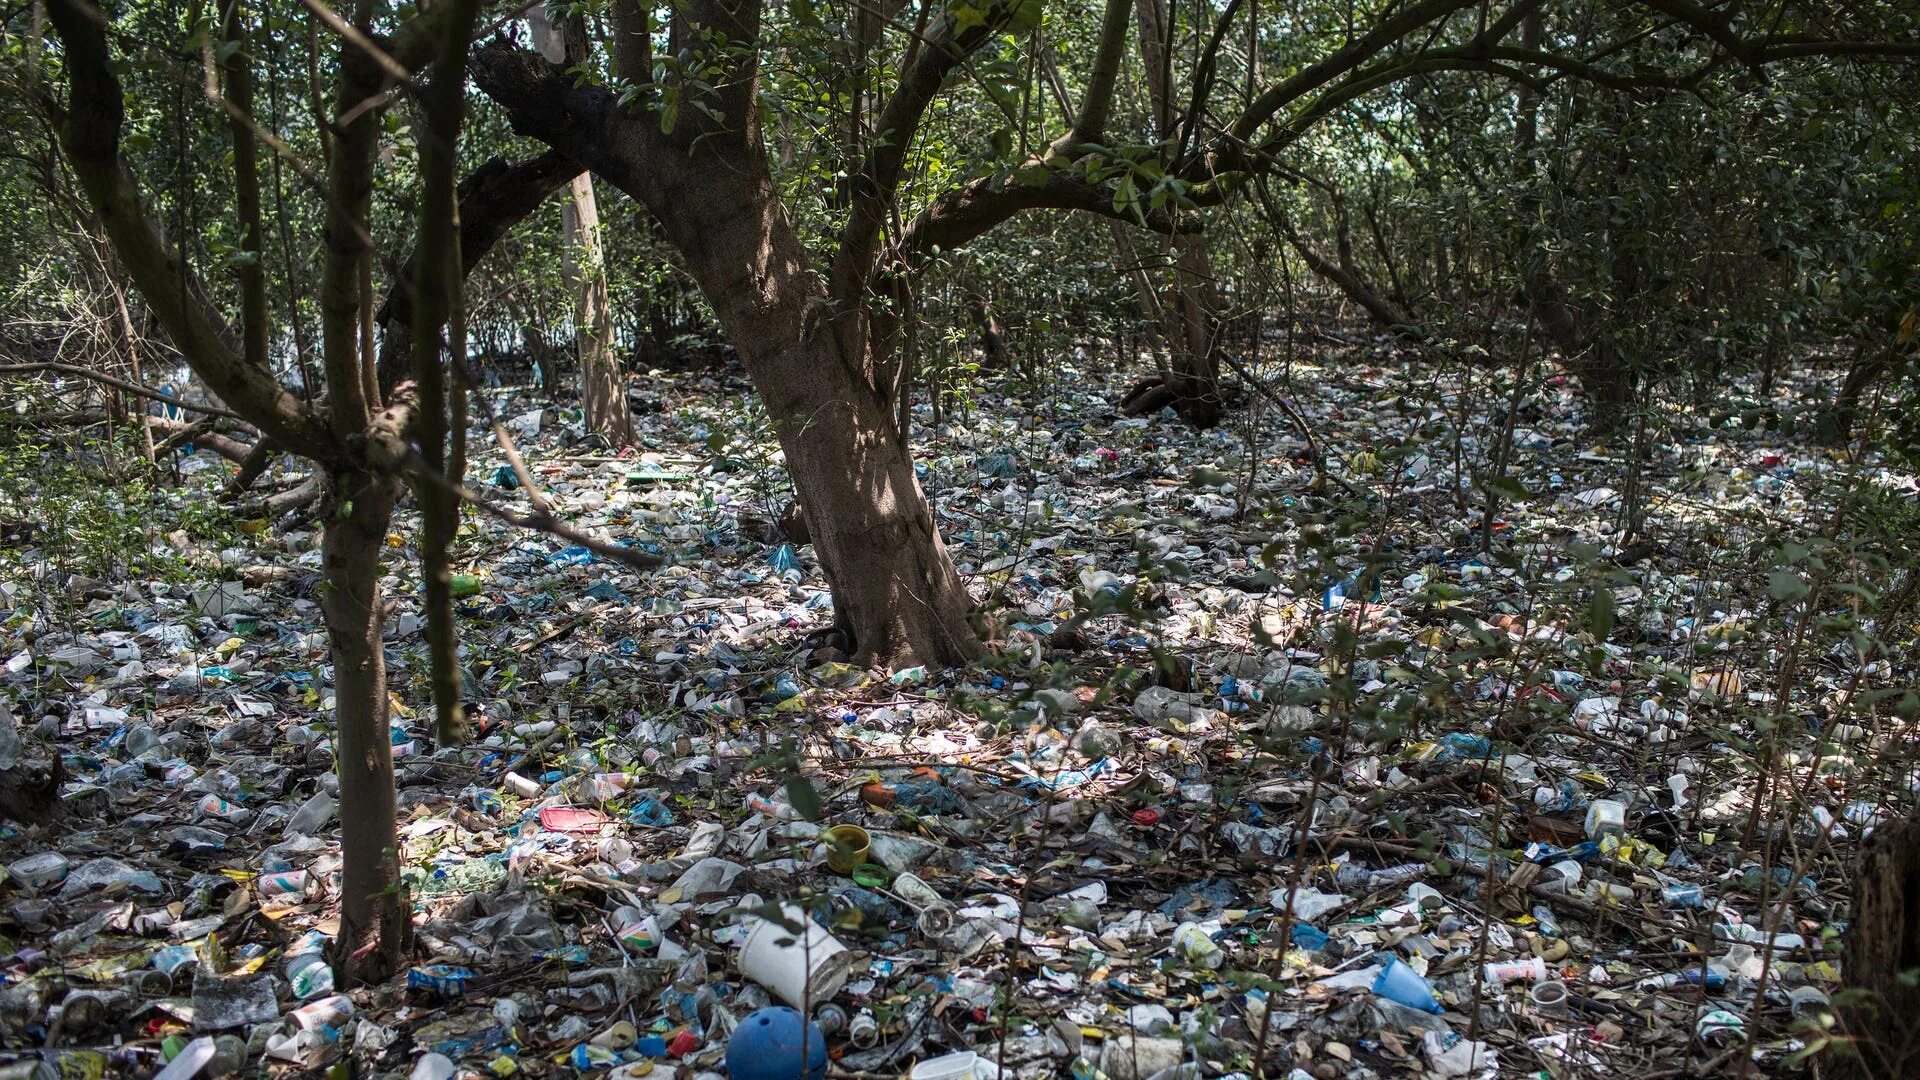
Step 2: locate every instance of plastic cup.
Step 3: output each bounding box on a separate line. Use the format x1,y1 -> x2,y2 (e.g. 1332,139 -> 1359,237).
739,904 -> 852,1009
1529,979 -> 1569,1016
822,825 -> 870,874
916,903 -> 956,937
1371,957 -> 1444,1014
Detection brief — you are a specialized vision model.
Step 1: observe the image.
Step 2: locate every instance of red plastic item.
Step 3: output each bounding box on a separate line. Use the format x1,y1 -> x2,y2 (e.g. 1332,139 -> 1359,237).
668,1029 -> 701,1057
538,806 -> 611,833
1132,807 -> 1162,827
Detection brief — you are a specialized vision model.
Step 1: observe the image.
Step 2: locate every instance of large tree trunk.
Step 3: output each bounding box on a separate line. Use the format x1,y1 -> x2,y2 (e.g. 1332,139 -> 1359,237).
322,468 -> 407,984
530,9 -> 634,447
474,45 -> 981,668
1842,814 -> 1920,1076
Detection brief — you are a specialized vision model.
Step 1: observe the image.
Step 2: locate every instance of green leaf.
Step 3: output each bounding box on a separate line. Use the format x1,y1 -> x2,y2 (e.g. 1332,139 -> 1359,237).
1588,587 -> 1615,640
1487,474 -> 1529,501
785,775 -> 824,821
1768,570 -> 1810,603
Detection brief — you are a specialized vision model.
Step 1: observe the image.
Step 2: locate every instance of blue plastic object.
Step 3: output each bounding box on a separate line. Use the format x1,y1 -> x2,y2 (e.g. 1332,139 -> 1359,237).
1372,957 -> 1444,1014
725,1007 -> 828,1080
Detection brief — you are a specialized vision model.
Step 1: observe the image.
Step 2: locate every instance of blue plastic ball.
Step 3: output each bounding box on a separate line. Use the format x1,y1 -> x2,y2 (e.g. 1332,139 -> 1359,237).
725,1006 -> 829,1080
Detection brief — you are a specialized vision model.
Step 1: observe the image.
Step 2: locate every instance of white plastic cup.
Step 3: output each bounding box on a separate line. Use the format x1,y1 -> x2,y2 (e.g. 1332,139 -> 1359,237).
1539,860 -> 1583,894
738,904 -> 851,1009
1530,979 -> 1569,1016
916,903 -> 956,937
1482,955 -> 1548,984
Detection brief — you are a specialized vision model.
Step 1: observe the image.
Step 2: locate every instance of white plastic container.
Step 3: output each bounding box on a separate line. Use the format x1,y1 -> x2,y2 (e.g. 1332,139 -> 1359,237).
738,904 -> 852,1008
1584,798 -> 1627,839
909,1051 -> 982,1080
1482,955 -> 1548,984
1539,859 -> 1583,893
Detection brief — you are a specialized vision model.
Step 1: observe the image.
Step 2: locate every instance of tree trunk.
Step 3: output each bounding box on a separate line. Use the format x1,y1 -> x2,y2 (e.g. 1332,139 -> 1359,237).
1575,339 -> 1636,430
1165,232 -> 1223,428
1817,344 -> 1888,445
530,9 -> 633,447
322,468 -> 407,985
1842,814 -> 1920,1076
472,44 -> 980,668
1130,0 -> 1222,429
560,176 -> 632,445
729,311 -> 979,667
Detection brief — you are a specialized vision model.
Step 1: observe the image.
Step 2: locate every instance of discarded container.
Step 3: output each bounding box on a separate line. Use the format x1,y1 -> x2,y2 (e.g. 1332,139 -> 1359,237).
739,905 -> 852,1009
1171,922 -> 1224,969
1373,957 -> 1444,1013
821,824 -> 871,874
1483,956 -> 1548,984
1584,798 -> 1627,839
9,852 -> 70,890
910,1051 -> 983,1080
1529,979 -> 1569,1016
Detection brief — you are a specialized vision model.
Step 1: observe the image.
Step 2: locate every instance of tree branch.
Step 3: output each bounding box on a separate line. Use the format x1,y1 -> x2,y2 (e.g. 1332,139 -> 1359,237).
46,0 -> 332,459
406,455 -> 668,572
1226,0 -> 1482,145
898,162 -> 1189,265
0,363 -> 252,422
829,0 -> 1015,306
1073,0 -> 1135,144
377,150 -> 587,391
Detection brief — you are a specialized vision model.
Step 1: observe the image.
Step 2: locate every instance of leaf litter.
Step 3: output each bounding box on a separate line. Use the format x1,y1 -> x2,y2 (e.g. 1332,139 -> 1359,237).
0,353 -> 1915,1079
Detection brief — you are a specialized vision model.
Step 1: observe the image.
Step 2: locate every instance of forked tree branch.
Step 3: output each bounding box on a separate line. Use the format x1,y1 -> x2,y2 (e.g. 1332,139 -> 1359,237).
45,0 -> 333,460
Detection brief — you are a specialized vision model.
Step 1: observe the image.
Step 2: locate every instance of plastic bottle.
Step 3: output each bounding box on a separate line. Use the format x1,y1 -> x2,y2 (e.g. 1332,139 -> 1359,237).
287,953 -> 334,999
284,791 -> 337,836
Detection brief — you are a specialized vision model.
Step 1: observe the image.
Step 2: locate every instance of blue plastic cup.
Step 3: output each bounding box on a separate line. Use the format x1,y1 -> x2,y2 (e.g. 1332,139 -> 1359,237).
1372,957 -> 1444,1014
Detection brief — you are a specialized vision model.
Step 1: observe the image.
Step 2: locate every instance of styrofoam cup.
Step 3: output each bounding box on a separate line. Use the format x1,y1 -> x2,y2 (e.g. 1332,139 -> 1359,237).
739,904 -> 852,1009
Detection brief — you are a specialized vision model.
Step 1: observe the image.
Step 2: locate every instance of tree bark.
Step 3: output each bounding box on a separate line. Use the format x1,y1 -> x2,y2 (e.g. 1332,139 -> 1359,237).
1133,0 -> 1224,429
1842,813 -> 1920,1076
1817,344 -> 1889,445
474,42 -> 981,667
530,8 -> 634,447
323,468 -> 406,984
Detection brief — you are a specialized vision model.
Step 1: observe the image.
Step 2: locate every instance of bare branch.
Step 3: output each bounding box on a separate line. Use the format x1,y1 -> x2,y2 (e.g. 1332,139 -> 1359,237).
407,455 -> 667,572
45,0 -> 333,459
0,364 -> 250,423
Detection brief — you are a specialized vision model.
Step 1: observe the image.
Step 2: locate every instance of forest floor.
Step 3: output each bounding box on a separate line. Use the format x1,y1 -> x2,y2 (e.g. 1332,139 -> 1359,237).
0,345 -> 1913,1079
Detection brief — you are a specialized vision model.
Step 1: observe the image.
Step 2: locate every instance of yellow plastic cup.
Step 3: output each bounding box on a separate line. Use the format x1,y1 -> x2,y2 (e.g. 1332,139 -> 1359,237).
823,824 -> 871,874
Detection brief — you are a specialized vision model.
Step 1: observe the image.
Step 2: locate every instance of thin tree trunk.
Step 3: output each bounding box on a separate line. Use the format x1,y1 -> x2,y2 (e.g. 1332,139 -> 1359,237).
561,178 -> 631,444
321,468 -> 406,984
531,9 -> 634,447
1133,0 -> 1223,428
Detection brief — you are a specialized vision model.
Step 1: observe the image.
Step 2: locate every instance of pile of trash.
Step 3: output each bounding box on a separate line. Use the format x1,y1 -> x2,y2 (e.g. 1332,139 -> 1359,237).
0,354 -> 1912,1078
